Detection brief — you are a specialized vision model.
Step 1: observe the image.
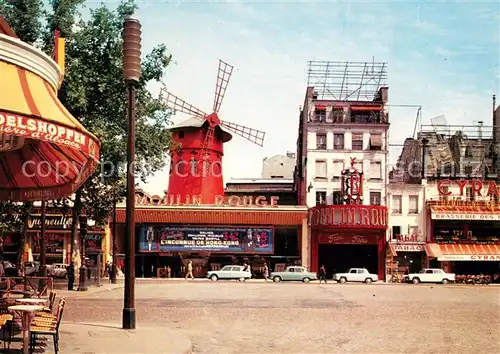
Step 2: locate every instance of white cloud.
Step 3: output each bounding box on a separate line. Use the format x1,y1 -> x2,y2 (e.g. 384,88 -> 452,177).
134,2 -> 498,195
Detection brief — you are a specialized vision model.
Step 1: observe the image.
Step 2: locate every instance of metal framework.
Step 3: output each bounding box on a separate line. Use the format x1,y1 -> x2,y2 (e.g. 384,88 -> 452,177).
306,60 -> 387,101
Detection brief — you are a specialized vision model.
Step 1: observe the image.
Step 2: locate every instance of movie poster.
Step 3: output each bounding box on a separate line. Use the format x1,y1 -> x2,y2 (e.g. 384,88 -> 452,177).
139,226 -> 273,253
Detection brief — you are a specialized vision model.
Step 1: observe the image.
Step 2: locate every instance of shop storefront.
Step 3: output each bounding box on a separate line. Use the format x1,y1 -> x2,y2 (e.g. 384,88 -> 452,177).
309,205 -> 388,280
426,183 -> 500,277
115,193 -> 308,278
387,238 -> 427,278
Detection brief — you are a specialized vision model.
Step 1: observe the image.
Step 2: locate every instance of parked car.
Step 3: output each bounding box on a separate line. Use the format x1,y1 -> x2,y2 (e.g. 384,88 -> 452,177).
270,266 -> 318,283
207,265 -> 251,281
333,268 -> 379,284
407,268 -> 455,284
46,263 -> 68,278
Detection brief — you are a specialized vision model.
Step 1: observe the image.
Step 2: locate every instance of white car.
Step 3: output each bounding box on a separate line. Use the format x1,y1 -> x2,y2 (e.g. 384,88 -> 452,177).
47,263 -> 68,278
407,268 -> 455,284
207,265 -> 251,281
333,268 -> 379,284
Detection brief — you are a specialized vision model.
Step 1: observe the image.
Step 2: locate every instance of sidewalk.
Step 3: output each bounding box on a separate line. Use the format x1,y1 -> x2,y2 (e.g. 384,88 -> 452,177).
57,322 -> 192,353
56,282 -> 124,298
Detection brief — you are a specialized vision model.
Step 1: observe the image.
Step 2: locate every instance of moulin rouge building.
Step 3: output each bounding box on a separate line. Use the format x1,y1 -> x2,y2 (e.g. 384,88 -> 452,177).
113,60 -> 308,278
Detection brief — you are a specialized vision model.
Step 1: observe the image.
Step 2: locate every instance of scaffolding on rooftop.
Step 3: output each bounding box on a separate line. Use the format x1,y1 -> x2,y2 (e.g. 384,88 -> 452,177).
306,60 -> 387,101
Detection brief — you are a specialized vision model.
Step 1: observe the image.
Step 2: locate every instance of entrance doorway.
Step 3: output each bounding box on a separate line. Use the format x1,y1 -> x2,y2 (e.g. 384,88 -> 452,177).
318,244 -> 378,278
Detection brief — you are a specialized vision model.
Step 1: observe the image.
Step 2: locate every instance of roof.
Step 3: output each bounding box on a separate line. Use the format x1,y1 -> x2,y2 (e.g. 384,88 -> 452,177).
226,178 -> 294,184
170,117 -> 232,143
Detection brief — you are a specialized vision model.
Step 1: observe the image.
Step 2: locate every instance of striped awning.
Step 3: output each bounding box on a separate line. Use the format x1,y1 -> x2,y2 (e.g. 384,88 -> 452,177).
425,243 -> 500,261
0,32 -> 100,201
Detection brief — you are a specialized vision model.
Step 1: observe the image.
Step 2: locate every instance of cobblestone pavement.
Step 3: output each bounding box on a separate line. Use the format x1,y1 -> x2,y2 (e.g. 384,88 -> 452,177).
61,281 -> 500,354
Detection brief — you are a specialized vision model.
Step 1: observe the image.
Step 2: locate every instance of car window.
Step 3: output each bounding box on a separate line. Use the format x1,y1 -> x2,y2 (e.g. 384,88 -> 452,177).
294,268 -> 304,273
350,269 -> 357,273
425,269 -> 433,274
221,266 -> 231,271
433,270 -> 441,274
289,268 -> 295,272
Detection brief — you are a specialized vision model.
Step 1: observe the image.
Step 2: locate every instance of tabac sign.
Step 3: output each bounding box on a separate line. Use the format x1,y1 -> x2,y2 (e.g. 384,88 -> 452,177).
135,194 -> 279,208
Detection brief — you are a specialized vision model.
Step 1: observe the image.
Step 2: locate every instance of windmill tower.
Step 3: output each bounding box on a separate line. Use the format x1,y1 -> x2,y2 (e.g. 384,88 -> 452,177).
160,59 -> 266,204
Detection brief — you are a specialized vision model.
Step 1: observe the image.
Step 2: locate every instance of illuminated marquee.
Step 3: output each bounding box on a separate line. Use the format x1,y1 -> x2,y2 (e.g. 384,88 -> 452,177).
135,193 -> 280,208
309,205 -> 388,230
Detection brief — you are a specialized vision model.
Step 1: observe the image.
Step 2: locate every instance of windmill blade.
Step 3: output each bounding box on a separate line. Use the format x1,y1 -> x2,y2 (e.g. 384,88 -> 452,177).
220,120 -> 265,147
159,88 -> 206,119
213,60 -> 234,113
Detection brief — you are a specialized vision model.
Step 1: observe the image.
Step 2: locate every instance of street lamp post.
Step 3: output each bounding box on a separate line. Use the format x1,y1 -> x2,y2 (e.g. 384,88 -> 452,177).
77,215 -> 88,291
122,17 -> 142,330
111,197 -> 117,284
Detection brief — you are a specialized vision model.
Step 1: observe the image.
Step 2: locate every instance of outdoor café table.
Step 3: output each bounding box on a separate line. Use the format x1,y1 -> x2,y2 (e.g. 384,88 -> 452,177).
8,304 -> 45,354
15,298 -> 48,305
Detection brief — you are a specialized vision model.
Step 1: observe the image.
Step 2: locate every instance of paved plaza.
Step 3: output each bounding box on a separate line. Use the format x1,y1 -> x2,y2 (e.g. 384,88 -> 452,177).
56,280 -> 500,354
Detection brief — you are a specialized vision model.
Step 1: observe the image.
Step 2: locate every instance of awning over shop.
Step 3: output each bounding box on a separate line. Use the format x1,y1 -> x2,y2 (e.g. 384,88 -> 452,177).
430,206 -> 500,221
0,31 -> 100,201
425,243 -> 500,261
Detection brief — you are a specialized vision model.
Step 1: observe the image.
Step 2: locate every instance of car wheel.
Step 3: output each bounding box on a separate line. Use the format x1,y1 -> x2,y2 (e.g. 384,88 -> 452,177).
365,278 -> 373,284
339,277 -> 347,284
303,277 -> 311,283
273,276 -> 282,282
412,277 -> 420,284
442,278 -> 450,284
210,274 -> 218,281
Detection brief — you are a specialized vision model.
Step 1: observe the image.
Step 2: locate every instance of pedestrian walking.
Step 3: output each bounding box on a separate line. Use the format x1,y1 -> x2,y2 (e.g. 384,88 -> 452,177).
263,263 -> 269,281
185,261 -> 194,280
67,262 -> 75,290
318,264 -> 327,283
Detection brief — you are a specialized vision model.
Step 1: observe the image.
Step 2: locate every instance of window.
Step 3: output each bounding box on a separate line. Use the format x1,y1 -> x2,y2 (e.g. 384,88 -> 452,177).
316,191 -> 326,205
369,161 -> 382,179
314,108 -> 327,122
332,160 -> 344,179
354,161 -> 363,172
464,165 -> 473,176
409,195 -> 419,214
331,109 -> 344,123
392,195 -> 402,214
392,226 -> 401,239
316,133 -> 327,149
352,133 -> 364,150
370,191 -> 381,205
425,269 -> 433,274
333,133 -> 344,149
369,134 -> 382,150
466,187 -> 473,201
349,269 -> 357,274
315,160 -> 327,180
332,191 -> 342,205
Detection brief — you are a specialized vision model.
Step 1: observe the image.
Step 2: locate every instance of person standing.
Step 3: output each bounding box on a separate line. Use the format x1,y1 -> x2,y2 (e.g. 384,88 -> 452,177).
67,262 -> 75,290
318,264 -> 327,283
185,261 -> 194,280
263,263 -> 269,282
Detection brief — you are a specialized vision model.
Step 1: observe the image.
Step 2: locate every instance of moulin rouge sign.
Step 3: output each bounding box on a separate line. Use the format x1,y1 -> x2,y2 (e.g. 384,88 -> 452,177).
309,205 -> 388,230
135,194 -> 280,208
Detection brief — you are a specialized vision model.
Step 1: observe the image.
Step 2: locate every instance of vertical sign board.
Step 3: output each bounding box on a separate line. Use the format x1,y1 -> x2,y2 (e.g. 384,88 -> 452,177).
139,226 -> 274,253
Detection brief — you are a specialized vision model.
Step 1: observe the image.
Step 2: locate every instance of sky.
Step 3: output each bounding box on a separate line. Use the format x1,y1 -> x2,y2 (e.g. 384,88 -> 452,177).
88,0 -> 499,195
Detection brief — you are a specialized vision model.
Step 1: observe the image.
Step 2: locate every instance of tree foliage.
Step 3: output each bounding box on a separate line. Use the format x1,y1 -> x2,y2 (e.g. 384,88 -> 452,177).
0,0 -> 173,260
0,0 -> 43,45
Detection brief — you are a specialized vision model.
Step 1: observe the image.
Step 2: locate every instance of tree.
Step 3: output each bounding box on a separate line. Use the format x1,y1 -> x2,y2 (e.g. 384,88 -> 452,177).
1,0 -> 173,268
46,0 -> 173,262
0,0 -> 43,45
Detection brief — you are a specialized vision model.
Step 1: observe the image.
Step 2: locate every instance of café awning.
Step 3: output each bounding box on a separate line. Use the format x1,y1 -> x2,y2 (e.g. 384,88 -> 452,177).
0,28 -> 100,201
425,243 -> 500,261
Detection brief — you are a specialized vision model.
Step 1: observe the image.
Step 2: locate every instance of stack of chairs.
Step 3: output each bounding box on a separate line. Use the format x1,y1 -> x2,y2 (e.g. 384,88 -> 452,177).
30,297 -> 66,354
0,312 -> 13,351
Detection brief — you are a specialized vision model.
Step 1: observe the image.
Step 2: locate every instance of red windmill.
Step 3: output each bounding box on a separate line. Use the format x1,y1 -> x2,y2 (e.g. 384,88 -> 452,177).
160,59 -> 265,204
